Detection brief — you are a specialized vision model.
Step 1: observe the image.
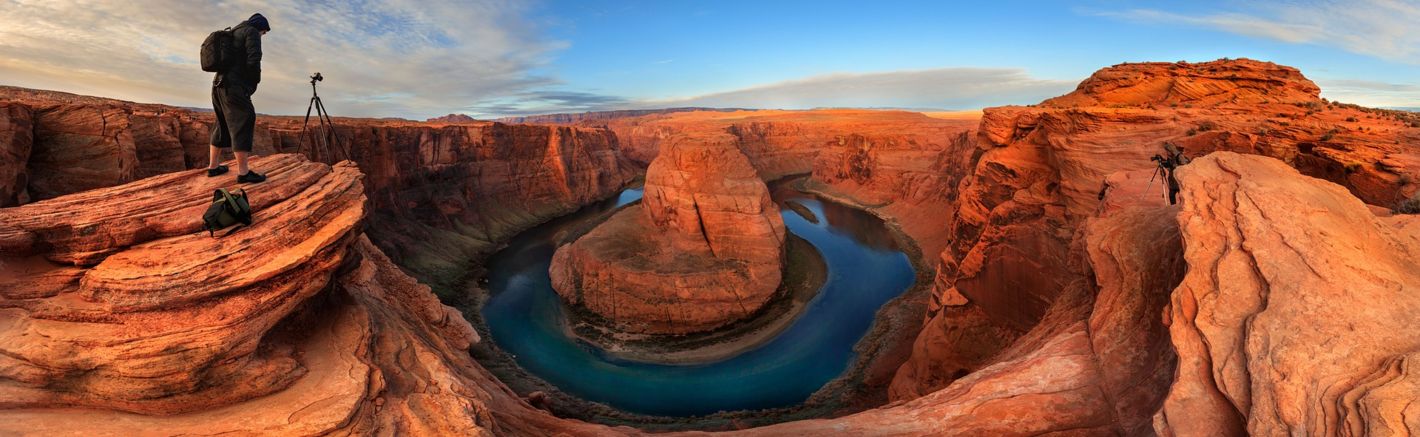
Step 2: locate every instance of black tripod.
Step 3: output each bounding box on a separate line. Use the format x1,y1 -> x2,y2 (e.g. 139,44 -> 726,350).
301,72 -> 347,162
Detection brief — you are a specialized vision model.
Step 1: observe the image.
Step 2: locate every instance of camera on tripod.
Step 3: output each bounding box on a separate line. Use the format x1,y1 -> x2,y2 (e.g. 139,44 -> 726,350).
302,71 -> 345,161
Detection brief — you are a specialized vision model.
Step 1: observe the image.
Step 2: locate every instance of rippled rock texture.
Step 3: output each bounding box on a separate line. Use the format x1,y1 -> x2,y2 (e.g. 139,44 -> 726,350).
0,155 -> 635,435
3,58 -> 1420,436
1157,152 -> 1420,436
0,155 -> 367,415
550,134 -> 786,335
891,58 -> 1420,400
0,86 -> 639,293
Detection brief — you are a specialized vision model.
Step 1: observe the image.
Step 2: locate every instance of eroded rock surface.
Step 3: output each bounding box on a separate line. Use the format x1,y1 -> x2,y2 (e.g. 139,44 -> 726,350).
3,58 -> 1419,436
0,154 -> 366,414
1157,152 -> 1420,436
892,58 -> 1420,399
0,86 -> 639,294
0,102 -> 32,206
550,134 -> 786,335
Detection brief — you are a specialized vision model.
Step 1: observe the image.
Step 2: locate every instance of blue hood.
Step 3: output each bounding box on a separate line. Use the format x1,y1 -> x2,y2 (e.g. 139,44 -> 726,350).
246,13 -> 270,32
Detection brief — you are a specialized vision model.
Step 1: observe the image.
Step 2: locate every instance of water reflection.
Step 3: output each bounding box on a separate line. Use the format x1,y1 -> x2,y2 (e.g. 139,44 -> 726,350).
480,185 -> 914,416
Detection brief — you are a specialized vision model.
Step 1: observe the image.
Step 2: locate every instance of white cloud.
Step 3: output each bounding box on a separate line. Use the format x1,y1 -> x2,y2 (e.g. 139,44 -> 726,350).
637,68 -> 1074,111
1101,1 -> 1420,64
1316,79 -> 1420,107
465,67 -> 1074,117
0,0 -> 561,118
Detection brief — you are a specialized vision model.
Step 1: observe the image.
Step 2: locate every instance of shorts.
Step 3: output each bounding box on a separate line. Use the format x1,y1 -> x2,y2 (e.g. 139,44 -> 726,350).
210,85 -> 255,152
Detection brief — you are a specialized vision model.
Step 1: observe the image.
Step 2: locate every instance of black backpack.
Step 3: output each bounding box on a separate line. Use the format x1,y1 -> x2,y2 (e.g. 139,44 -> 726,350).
202,188 -> 252,237
199,28 -> 237,72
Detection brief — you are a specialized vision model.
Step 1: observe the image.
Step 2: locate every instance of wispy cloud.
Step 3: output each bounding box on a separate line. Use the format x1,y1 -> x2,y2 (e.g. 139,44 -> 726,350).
638,67 -> 1074,111
1316,79 -> 1420,107
457,67 -> 1075,117
0,0 -> 562,118
1099,1 -> 1420,64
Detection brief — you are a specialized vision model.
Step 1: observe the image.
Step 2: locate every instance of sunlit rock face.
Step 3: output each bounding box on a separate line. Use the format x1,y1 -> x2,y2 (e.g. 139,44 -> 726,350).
551,133 -> 786,335
3,57 -> 1420,436
890,58 -> 1420,400
1157,152 -> 1420,436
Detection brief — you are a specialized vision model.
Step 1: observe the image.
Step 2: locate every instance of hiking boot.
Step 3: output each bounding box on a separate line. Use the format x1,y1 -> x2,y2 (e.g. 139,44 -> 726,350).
206,165 -> 229,177
237,171 -> 267,184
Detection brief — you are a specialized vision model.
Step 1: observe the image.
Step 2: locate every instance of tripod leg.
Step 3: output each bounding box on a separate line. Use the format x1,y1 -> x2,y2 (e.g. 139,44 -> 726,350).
315,97 -> 343,159
301,97 -> 318,153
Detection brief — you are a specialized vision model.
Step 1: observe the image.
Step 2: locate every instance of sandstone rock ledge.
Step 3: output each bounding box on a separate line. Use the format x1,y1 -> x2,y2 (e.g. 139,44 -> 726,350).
551,135 -> 786,335
0,154 -> 624,435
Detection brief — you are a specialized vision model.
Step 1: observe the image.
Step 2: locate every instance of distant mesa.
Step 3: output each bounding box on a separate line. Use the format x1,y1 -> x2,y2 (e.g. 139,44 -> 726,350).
425,113 -> 479,124
496,107 -> 744,125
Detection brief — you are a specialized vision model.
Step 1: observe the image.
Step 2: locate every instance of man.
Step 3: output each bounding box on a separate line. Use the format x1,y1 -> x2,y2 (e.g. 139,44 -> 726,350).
207,13 -> 270,183
1151,142 -> 1190,205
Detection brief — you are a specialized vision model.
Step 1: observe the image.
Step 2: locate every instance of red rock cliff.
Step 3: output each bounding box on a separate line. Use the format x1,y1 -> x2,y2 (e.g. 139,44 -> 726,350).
0,86 -> 639,294
550,134 -> 786,335
891,58 -> 1420,400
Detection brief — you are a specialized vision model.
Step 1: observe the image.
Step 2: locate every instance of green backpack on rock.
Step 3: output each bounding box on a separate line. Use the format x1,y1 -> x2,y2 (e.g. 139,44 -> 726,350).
203,188 -> 252,237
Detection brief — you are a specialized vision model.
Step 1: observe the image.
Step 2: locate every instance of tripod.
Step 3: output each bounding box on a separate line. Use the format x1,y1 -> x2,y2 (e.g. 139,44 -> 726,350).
301,72 -> 347,162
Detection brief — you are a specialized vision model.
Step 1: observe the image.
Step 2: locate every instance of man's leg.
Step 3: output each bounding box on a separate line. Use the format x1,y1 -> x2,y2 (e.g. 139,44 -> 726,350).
207,86 -> 232,176
225,86 -> 265,182
236,150 -> 250,175
208,145 -> 223,169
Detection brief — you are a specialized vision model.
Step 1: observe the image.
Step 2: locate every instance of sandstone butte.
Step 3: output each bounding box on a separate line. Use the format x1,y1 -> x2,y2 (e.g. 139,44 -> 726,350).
0,58 -> 1417,435
550,133 -> 786,335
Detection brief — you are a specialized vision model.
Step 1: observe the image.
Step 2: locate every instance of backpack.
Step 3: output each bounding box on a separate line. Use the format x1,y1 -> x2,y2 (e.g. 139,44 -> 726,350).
199,28 -> 237,72
202,188 -> 252,237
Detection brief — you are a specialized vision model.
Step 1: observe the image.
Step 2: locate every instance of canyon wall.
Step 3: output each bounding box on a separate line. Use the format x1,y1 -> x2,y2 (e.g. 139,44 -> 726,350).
4,58 -> 1419,435
551,134 -> 786,335
5,149 -> 1413,436
0,155 -> 629,435
0,86 -> 639,293
579,109 -> 980,260
890,58 -> 1420,400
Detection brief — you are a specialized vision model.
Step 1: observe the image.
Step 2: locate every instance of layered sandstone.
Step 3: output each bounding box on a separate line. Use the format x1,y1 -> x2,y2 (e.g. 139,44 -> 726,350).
0,86 -> 639,293
891,58 -> 1420,399
545,107 -> 979,261
0,102 -> 32,205
550,134 -> 786,335
4,58 -> 1420,436
1156,152 -> 1420,436
0,155 -> 631,435
0,154 -> 366,414
707,153 -> 1185,436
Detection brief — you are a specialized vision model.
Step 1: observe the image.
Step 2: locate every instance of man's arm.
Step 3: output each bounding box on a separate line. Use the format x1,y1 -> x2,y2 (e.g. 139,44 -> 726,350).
244,29 -> 262,87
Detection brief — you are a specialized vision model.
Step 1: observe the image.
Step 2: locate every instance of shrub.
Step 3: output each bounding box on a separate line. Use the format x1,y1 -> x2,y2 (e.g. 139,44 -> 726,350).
1186,128 -> 1198,136
1396,196 -> 1420,214
1346,116 -> 1358,122
1197,121 -> 1218,132
1344,162 -> 1362,174
1321,129 -> 1338,141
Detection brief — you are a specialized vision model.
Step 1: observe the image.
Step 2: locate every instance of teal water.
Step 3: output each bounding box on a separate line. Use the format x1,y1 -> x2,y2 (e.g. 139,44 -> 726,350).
481,187 -> 915,416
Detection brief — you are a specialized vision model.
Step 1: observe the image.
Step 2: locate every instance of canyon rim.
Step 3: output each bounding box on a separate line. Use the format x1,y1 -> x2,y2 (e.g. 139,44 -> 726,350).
2,2 -> 1420,435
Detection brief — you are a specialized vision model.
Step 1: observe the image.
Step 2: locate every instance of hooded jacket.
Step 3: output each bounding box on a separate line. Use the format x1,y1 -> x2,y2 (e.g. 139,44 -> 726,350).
215,14 -> 268,94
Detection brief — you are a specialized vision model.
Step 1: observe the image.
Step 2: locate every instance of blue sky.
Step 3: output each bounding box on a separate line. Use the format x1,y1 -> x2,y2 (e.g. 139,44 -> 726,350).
0,0 -> 1415,118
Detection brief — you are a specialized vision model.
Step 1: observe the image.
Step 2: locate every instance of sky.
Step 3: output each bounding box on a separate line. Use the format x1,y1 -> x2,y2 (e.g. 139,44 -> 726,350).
0,0 -> 1416,119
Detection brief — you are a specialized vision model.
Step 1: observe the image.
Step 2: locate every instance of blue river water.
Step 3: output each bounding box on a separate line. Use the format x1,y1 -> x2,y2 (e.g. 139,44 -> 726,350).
481,186 -> 915,416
